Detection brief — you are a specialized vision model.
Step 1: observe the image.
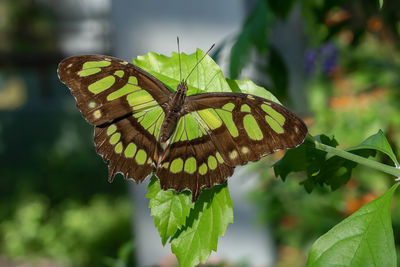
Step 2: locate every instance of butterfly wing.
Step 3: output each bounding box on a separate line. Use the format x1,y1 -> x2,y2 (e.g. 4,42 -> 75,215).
156,92 -> 307,201
58,55 -> 171,183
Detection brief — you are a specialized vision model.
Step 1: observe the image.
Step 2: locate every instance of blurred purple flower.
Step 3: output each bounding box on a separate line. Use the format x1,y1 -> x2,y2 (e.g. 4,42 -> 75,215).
304,49 -> 317,76
304,42 -> 338,76
321,43 -> 338,74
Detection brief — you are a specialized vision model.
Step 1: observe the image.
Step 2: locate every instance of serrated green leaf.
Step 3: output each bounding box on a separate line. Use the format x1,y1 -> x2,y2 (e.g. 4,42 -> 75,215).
347,130 -> 399,167
307,183 -> 399,267
171,183 -> 234,267
133,49 -> 231,95
146,176 -> 194,245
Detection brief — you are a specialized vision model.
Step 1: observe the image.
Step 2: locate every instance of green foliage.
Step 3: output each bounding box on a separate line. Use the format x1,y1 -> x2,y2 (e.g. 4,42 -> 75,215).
275,130 -> 400,192
229,0 -> 273,79
0,195 -> 133,266
307,183 -> 398,267
273,127 -> 400,266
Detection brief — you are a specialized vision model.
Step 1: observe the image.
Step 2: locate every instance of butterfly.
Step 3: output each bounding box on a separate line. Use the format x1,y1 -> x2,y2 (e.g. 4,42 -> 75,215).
57,52 -> 308,201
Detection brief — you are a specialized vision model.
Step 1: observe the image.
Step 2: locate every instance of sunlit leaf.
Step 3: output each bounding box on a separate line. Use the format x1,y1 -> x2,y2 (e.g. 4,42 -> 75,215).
307,183 -> 398,267
133,49 -> 231,95
146,176 -> 193,245
170,183 -> 233,267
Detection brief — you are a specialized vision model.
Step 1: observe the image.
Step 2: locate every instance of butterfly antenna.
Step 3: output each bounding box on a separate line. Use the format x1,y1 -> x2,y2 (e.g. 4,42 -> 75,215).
184,43 -> 215,82
177,36 -> 182,82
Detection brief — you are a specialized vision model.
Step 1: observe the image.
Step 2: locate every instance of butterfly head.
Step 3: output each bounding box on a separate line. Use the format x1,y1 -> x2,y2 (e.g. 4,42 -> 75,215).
176,81 -> 188,94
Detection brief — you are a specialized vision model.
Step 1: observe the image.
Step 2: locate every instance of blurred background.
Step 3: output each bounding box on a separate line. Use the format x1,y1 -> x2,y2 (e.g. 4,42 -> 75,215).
1,0 -> 400,266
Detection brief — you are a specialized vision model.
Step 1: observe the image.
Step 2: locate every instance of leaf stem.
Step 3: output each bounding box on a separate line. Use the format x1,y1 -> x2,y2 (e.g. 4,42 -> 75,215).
313,139 -> 400,178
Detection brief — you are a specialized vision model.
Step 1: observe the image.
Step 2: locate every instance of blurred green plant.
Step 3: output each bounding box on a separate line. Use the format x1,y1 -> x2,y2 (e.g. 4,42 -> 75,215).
0,194 -> 133,266
0,0 -> 56,54
226,0 -> 400,266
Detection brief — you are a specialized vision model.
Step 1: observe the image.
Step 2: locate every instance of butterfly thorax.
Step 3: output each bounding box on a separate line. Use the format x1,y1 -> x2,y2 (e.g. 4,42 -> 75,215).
159,81 -> 188,143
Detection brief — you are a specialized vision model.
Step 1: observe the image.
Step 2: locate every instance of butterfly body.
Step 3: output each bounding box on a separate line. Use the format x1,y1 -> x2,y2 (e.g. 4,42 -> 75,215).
58,54 -> 307,201
160,81 -> 188,143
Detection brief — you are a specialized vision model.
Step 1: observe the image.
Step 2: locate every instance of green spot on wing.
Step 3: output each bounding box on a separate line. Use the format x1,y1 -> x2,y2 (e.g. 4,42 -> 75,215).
88,76 -> 115,94
115,142 -> 123,153
124,143 -> 137,158
78,68 -> 101,77
171,158 -> 184,173
222,103 -> 235,111
107,125 -> 117,136
216,152 -> 224,163
184,157 -> 197,174
135,149 -> 147,165
114,70 -> 124,78
265,115 -> 284,134
127,90 -> 157,111
240,104 -> 251,112
107,83 -> 140,100
208,156 -> 217,170
243,114 -> 263,140
110,132 -> 121,145
128,76 -> 138,84
216,109 -> 238,137
199,163 -> 207,175
198,109 -> 222,130
82,60 -> 111,69
261,104 -> 285,126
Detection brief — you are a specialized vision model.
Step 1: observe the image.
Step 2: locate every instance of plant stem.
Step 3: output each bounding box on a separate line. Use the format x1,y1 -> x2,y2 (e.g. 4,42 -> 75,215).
313,139 -> 400,178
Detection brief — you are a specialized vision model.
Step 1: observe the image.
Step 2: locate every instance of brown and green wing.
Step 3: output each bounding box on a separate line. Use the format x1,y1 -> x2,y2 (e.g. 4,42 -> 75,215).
58,55 -> 170,183
156,92 -> 307,201
58,54 -> 171,125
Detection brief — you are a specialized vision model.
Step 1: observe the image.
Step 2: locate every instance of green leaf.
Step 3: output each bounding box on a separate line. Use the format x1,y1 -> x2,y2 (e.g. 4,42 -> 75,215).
268,0 -> 296,19
226,78 -> 281,104
307,183 -> 399,267
133,49 -> 231,95
379,0 -> 384,9
265,45 -> 289,101
229,0 -> 273,78
347,130 -> 399,167
171,183 -> 234,267
146,176 -> 194,245
274,132 -> 399,192
229,31 -> 252,79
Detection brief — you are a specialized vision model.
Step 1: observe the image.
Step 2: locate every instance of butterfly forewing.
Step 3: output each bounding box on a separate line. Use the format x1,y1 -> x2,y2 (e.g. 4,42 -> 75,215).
57,55 -> 171,125
58,55 -> 171,183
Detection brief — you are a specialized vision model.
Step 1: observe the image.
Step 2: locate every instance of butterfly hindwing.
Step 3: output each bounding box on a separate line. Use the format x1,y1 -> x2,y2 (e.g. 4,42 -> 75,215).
58,55 -> 170,183
157,92 -> 307,200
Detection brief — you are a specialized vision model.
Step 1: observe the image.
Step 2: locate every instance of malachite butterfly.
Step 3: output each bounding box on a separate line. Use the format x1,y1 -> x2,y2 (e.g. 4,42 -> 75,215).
57,50 -> 308,201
